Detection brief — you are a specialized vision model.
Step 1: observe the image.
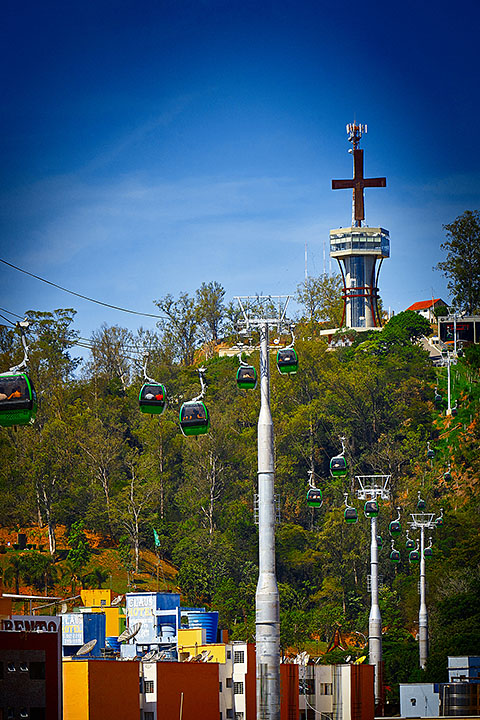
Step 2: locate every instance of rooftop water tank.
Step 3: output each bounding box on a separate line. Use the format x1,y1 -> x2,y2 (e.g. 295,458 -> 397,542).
184,611 -> 219,643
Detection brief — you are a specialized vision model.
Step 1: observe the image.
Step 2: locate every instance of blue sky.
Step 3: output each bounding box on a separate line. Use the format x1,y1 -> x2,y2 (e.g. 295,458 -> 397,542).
1,0 -> 479,346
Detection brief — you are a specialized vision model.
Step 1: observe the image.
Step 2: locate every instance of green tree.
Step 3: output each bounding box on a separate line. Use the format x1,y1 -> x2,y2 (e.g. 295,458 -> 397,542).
155,292 -> 199,365
66,521 -> 92,576
196,281 -> 226,345
436,210 -> 480,314
296,274 -> 344,331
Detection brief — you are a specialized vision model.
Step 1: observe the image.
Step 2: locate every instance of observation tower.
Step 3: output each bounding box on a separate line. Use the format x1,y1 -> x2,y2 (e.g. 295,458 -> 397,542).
330,124 -> 389,329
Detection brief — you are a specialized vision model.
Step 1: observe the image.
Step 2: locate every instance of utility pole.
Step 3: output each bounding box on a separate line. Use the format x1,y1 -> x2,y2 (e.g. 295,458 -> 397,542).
235,295 -> 293,720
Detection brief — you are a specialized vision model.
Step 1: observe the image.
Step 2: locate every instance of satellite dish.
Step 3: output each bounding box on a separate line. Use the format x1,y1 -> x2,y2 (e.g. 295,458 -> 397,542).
111,594 -> 124,607
76,639 -> 97,656
118,622 -> 142,643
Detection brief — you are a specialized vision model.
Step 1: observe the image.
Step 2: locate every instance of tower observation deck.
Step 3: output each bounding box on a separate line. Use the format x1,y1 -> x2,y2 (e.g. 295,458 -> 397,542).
330,124 -> 389,329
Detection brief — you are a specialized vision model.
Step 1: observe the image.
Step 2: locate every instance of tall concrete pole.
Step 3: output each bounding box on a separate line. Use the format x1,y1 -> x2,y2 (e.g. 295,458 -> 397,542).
256,323 -> 280,720
446,355 -> 452,416
419,526 -> 428,669
369,514 -> 382,706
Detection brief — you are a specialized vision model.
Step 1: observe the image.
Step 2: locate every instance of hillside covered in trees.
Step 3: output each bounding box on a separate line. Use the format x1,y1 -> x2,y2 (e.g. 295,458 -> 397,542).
1,285 -> 479,701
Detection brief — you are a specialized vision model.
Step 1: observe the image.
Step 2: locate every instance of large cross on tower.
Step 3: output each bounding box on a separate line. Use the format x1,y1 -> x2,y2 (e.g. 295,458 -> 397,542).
332,123 -> 386,226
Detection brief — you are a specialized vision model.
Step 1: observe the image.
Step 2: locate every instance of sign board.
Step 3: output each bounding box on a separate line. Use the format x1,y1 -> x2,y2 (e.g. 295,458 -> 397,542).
2,615 -> 61,632
62,613 -> 84,646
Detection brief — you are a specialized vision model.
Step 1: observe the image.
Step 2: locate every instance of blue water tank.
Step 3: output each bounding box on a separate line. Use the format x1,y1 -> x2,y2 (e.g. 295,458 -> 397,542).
185,611 -> 219,643
105,636 -> 120,651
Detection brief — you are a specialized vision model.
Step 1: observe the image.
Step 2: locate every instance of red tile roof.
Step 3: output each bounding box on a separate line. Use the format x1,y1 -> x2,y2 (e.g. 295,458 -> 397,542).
407,299 -> 443,312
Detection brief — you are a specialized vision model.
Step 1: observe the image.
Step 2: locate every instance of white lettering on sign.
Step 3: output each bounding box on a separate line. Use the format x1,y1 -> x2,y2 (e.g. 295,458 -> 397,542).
2,615 -> 60,632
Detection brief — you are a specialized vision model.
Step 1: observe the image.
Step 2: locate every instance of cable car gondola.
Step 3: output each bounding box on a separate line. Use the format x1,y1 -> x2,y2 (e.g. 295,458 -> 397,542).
139,383 -> 167,415
236,365 -> 257,390
179,401 -> 209,437
389,520 -> 401,537
343,493 -> 358,524
306,488 -> 323,509
364,500 -> 379,518
423,547 -> 433,558
390,549 -> 400,563
405,537 -> 415,550
344,507 -> 358,524
0,373 -> 37,427
377,535 -> 383,549
389,508 -> 402,537
443,470 -> 452,482
417,498 -> 426,511
409,549 -> 420,563
179,367 -> 210,437
330,455 -> 347,478
276,347 -> 298,375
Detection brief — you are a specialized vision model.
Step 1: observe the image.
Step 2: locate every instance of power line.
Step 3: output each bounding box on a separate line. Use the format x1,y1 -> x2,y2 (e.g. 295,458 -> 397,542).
0,258 -> 168,320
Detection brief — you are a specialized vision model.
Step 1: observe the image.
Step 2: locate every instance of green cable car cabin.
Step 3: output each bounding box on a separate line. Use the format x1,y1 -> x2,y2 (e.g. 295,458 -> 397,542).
417,498 -> 426,511
364,500 -> 379,518
409,549 -> 420,563
179,401 -> 209,437
424,547 -> 433,558
427,448 -> 435,460
406,537 -> 415,549
377,535 -> 383,549
0,373 -> 37,427
139,383 -> 167,415
389,520 -> 401,537
330,456 -> 347,478
276,348 -> 298,375
306,488 -> 323,508
236,366 -> 257,390
390,549 -> 400,563
436,516 -> 444,526
344,507 -> 358,524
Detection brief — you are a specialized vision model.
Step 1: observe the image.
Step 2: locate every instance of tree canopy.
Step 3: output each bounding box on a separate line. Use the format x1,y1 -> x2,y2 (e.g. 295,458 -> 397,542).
436,210 -> 480,314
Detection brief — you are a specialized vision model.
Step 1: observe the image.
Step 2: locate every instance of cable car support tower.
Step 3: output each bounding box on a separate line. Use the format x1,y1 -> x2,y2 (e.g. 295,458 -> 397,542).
408,503 -> 442,669
355,474 -> 391,709
235,295 -> 293,720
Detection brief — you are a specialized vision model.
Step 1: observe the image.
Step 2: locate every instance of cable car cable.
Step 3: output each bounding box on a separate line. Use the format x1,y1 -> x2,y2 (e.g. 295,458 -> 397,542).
0,258 -> 169,320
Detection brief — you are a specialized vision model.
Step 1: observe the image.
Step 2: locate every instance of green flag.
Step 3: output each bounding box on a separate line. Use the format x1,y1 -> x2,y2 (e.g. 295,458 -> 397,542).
153,529 -> 161,548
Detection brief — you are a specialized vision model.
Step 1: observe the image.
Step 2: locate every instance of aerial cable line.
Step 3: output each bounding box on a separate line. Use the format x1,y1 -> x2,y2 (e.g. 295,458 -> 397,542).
0,313 -> 16,327
0,307 -> 24,320
0,258 -> 168,320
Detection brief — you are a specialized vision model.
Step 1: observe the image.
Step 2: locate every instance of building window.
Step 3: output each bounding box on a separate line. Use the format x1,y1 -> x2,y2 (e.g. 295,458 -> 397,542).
226,677 -> 233,688
219,682 -> 223,692
319,683 -> 332,695
144,713 -> 154,720
227,650 -> 232,659
29,662 -> 46,680
233,651 -> 244,664
144,680 -> 155,693
226,711 -> 233,719
233,682 -> 244,695
7,663 -> 15,673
